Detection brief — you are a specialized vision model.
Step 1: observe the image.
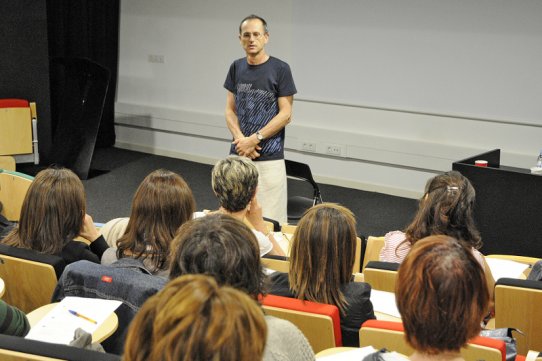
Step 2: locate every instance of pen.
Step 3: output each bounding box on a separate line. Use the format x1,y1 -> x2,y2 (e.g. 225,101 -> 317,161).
68,309 -> 97,324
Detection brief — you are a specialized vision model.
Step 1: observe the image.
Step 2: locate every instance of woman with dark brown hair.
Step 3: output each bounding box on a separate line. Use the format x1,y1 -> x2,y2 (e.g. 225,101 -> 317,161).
1,167 -> 107,264
268,203 -> 375,347
395,235 -> 490,361
101,169 -> 195,276
380,170 -> 484,266
169,213 -> 315,361
123,274 -> 268,361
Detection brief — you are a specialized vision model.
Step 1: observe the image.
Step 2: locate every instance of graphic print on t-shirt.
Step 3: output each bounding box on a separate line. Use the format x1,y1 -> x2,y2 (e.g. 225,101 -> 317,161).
235,83 -> 282,156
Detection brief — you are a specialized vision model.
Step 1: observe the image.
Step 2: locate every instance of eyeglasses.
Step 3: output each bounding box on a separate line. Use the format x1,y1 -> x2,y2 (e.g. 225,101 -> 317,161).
241,32 -> 265,40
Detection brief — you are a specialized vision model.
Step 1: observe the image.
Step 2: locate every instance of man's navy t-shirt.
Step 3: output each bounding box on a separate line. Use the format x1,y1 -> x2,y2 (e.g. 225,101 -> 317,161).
224,56 -> 297,161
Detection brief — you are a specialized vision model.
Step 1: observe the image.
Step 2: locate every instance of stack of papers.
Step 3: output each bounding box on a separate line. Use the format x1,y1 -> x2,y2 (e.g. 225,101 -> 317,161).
26,297 -> 121,345
485,258 -> 530,281
370,290 -> 401,319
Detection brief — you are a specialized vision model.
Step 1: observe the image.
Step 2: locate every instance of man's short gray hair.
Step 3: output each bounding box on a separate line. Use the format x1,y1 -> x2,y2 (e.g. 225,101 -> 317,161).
212,156 -> 259,212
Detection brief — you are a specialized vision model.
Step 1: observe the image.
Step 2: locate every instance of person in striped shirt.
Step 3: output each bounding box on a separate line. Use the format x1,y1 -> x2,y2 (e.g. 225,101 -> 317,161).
0,300 -> 30,336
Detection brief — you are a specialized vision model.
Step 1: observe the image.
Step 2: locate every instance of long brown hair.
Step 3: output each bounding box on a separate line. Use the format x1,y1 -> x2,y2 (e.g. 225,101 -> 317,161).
289,203 -> 357,314
2,168 -> 85,254
402,170 -> 481,252
396,235 -> 489,354
116,169 -> 195,272
124,274 -> 267,361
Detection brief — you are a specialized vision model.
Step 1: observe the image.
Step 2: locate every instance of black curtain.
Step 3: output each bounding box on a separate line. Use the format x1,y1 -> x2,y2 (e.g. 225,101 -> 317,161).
47,0 -> 119,147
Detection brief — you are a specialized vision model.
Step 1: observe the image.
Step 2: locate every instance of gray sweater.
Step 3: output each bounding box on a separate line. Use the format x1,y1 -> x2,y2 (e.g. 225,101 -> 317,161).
264,315 -> 315,361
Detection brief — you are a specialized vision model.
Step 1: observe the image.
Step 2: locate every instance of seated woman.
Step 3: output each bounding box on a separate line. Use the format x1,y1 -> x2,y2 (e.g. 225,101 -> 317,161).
394,235 -> 490,361
194,156 -> 284,256
169,214 -> 315,361
268,203 -> 375,347
380,170 -> 485,267
1,167 -> 107,265
123,274 -> 267,361
101,169 -> 195,276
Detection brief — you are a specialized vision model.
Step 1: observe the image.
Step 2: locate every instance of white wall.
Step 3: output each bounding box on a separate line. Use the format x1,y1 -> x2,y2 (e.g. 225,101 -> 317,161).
115,0 -> 542,198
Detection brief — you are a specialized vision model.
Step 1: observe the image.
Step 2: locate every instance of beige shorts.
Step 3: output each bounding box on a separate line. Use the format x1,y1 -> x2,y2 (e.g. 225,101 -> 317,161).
254,159 -> 287,225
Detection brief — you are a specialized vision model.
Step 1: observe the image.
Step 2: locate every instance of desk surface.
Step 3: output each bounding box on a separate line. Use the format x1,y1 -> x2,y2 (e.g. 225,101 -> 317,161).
0,277 -> 4,298
27,303 -> 118,344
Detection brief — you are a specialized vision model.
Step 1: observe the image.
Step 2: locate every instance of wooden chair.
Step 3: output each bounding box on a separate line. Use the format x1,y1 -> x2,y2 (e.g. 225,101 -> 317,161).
0,334 -> 120,361
0,156 -> 15,171
363,261 -> 400,293
359,320 -> 507,361
261,294 -> 342,354
0,244 -> 64,313
0,99 -> 39,165
362,236 -> 385,272
495,278 -> 542,355
0,169 -> 33,222
261,256 -> 290,273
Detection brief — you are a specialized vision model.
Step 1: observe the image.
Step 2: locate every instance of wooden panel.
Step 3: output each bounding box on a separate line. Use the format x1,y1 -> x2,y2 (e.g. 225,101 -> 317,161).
0,349 -> 61,361
0,172 -> 33,221
360,326 -> 502,361
0,108 -> 33,155
359,327 -> 413,355
364,268 -> 398,293
362,236 -> 385,272
0,156 -> 15,171
262,258 -> 290,273
495,285 -> 542,355
263,305 -> 335,353
0,255 -> 58,313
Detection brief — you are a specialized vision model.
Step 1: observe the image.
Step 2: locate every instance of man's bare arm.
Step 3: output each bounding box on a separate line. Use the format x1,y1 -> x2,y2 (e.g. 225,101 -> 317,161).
225,91 -> 244,140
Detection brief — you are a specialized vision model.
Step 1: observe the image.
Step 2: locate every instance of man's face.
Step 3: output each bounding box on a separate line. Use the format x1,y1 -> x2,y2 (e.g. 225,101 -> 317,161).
239,19 -> 268,56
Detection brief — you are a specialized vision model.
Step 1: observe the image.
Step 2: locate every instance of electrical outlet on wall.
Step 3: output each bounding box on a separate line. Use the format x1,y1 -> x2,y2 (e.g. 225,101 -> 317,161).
301,142 -> 317,152
325,143 -> 344,156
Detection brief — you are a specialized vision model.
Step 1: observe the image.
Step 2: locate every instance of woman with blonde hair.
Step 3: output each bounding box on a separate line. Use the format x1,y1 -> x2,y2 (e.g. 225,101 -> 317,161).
123,274 -> 267,361
269,203 -> 375,346
1,167 -> 107,265
101,169 -> 195,276
193,155 -> 285,256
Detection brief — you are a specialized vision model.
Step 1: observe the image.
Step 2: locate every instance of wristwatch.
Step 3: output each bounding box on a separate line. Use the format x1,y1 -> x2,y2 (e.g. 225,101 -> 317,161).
256,131 -> 265,141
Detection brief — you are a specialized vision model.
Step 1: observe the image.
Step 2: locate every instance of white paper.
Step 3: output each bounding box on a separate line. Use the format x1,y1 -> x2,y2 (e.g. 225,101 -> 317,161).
316,346 -> 377,360
26,297 -> 121,345
370,289 -> 401,319
485,258 -> 529,281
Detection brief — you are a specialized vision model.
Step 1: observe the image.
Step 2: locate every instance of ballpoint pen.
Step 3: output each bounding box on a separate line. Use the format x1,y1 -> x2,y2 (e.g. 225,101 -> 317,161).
68,309 -> 97,324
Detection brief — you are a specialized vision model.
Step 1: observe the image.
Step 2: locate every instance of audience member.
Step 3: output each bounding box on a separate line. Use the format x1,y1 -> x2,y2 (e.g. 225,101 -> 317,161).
395,235 -> 490,361
0,300 -> 30,336
380,171 -> 484,266
169,213 -> 315,361
124,274 -> 267,361
268,203 -> 375,347
193,155 -> 284,256
101,169 -> 195,276
1,167 -> 107,265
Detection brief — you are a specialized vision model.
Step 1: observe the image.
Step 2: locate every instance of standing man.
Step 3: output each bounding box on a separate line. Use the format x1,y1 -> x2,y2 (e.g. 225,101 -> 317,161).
224,14 -> 296,225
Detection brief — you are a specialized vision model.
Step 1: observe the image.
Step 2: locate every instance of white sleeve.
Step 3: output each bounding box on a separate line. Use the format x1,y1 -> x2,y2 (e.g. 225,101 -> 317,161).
253,230 -> 273,257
